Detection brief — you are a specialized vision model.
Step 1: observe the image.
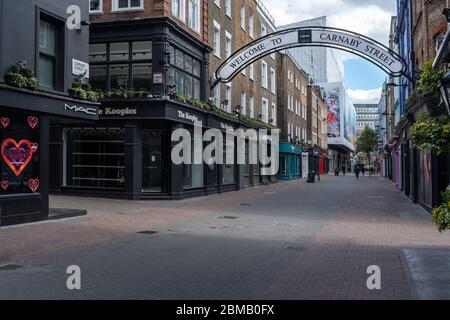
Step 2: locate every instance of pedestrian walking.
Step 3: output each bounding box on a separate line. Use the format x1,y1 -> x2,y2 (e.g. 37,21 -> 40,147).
317,170 -> 321,181
355,167 -> 360,180
342,166 -> 346,176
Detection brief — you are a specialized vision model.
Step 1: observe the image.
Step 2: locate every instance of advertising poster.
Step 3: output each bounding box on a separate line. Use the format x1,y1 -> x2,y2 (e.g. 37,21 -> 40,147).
322,86 -> 341,138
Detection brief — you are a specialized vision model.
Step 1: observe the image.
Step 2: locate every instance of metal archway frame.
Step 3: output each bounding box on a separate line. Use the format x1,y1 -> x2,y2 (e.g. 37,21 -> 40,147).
213,26 -> 410,89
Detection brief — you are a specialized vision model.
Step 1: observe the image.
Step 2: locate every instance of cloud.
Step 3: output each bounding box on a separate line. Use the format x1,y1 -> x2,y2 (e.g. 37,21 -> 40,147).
347,88 -> 382,104
263,0 -> 395,45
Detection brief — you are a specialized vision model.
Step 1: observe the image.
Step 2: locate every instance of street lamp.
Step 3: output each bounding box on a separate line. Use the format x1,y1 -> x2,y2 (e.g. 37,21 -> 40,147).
438,71 -> 450,116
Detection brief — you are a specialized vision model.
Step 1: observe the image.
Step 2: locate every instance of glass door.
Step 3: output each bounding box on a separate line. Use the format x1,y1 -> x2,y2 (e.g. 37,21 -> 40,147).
142,130 -> 164,193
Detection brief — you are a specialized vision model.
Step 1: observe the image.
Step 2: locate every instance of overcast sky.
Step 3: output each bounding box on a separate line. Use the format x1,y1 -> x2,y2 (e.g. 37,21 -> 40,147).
263,0 -> 397,103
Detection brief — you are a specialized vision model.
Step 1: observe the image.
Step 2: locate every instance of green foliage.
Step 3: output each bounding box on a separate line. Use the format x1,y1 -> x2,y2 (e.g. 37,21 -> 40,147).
4,63 -> 39,90
69,81 -> 102,102
432,191 -> 450,232
171,92 -> 277,129
356,127 -> 377,156
406,60 -> 446,106
410,115 -> 450,155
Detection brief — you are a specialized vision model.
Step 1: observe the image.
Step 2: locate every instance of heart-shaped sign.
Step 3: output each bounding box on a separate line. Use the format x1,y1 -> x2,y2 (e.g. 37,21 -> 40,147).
1,138 -> 34,177
1,117 -> 10,128
28,179 -> 40,193
31,143 -> 39,153
27,116 -> 39,129
1,180 -> 9,191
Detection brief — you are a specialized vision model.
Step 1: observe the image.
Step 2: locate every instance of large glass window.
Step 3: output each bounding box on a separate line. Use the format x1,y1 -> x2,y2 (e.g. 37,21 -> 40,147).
89,41 -> 153,91
64,128 -> 126,189
0,113 -> 40,195
167,45 -> 202,99
110,64 -> 129,89
90,65 -> 107,91
38,19 -> 57,88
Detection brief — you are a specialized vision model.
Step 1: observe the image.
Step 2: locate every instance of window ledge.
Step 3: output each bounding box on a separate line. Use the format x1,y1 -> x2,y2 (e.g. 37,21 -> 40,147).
89,11 -> 104,15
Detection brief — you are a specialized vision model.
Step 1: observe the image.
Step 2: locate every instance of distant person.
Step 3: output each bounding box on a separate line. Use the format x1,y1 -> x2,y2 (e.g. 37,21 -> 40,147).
355,167 -> 360,180
362,167 -> 366,176
317,170 -> 321,181
335,168 -> 339,176
342,166 -> 346,176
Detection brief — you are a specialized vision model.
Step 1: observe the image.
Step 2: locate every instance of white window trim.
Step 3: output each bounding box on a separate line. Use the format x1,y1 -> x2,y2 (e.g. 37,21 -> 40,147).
249,15 -> 254,39
249,96 -> 254,118
225,0 -> 232,18
112,0 -> 144,12
262,98 -> 269,123
249,63 -> 254,81
188,0 -> 201,33
240,5 -> 246,31
270,67 -> 276,94
172,0 -> 186,21
89,0 -> 103,14
213,20 -> 221,59
261,60 -> 268,89
225,31 -> 232,58
225,83 -> 232,113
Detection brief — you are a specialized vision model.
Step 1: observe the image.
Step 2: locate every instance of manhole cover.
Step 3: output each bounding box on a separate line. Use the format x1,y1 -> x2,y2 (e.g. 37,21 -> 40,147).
218,216 -> 239,219
137,230 -> 159,235
286,246 -> 306,252
240,203 -> 251,206
0,264 -> 23,271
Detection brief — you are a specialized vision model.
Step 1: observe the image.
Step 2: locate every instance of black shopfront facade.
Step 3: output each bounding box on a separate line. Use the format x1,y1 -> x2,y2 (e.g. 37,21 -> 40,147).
0,0 -> 99,226
50,99 -> 272,199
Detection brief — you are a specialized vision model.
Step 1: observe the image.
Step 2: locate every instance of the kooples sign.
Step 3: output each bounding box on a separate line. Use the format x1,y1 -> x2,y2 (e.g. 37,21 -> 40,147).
178,111 -> 199,123
99,107 -> 138,117
217,28 -> 405,81
65,104 -> 97,116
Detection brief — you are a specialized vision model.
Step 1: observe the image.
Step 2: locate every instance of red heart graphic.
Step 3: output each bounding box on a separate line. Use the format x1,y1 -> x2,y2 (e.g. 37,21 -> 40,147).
27,116 -> 39,129
1,117 -> 10,128
31,143 -> 39,153
1,180 -> 9,191
1,138 -> 34,177
28,179 -> 40,193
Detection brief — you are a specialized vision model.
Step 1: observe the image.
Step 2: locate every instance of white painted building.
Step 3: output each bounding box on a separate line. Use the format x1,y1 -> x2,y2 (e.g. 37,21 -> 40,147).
277,16 -> 344,84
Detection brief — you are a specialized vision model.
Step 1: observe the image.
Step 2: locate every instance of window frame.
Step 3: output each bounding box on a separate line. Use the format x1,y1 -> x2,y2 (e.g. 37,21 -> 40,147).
112,0 -> 144,13
89,0 -> 103,14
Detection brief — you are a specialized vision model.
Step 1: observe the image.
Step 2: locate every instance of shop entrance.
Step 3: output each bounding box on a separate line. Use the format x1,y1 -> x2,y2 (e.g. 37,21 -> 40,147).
142,130 -> 166,193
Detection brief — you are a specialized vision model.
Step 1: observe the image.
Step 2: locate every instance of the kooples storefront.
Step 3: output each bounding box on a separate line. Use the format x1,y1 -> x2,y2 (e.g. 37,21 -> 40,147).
0,85 -> 98,226
50,100 -> 270,200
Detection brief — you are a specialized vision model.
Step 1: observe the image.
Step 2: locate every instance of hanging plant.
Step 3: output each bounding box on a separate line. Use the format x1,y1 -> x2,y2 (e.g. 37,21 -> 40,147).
410,115 -> 450,155
432,191 -> 450,232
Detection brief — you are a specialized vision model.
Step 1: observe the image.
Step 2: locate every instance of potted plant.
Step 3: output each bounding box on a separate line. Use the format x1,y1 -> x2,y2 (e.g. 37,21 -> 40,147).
4,64 -> 39,90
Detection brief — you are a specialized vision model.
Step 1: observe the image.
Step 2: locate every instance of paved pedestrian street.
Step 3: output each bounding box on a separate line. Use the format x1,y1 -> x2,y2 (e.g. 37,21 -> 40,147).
1,175 -> 450,300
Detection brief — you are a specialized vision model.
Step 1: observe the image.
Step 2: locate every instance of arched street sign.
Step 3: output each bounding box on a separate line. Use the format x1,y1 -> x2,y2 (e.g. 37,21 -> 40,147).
214,26 -> 409,86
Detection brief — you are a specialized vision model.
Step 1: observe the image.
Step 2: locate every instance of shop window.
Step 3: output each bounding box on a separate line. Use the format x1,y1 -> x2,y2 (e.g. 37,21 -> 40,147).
168,46 -> 202,99
132,41 -> 152,60
90,65 -> 107,91
132,63 -> 152,90
110,42 -> 130,61
89,41 -> 152,92
110,64 -> 130,89
0,113 -> 40,195
63,128 -> 125,189
89,44 -> 107,62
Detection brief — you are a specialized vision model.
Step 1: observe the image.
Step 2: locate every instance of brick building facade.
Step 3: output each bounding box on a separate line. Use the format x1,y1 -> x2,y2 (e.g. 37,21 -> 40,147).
208,0 -> 277,125
411,0 -> 447,70
276,51 -> 308,143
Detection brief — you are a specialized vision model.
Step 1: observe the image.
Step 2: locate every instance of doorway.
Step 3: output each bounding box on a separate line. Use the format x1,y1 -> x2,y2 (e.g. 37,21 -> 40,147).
142,130 -> 165,193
